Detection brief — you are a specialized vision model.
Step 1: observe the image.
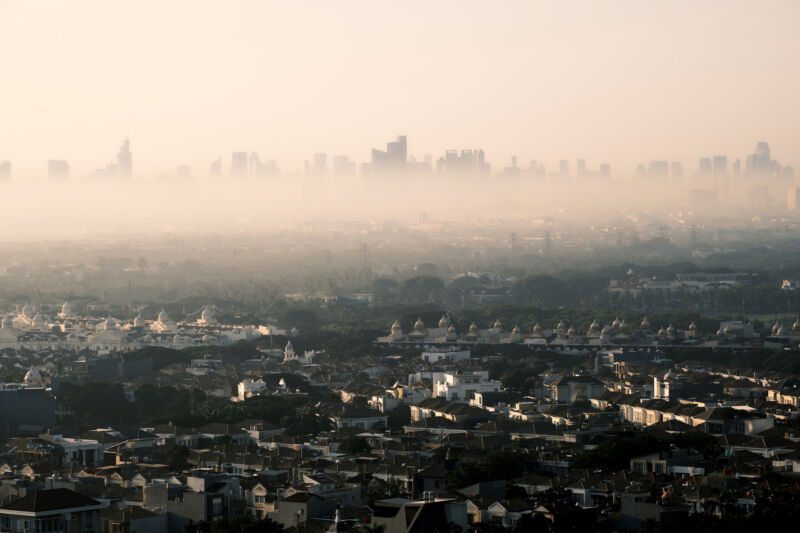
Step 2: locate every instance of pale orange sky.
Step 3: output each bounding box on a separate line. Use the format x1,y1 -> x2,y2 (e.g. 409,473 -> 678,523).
1,0 -> 798,177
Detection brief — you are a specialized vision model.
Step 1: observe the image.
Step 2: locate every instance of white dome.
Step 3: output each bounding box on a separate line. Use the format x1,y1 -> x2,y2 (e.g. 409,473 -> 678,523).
21,303 -> 34,318
414,317 -> 425,331
61,301 -> 73,316
201,308 -> 215,322
512,325 -> 521,335
493,318 -> 502,330
157,309 -> 169,323
134,313 -> 145,327
1,316 -> 12,329
438,315 -> 449,328
24,366 -> 42,384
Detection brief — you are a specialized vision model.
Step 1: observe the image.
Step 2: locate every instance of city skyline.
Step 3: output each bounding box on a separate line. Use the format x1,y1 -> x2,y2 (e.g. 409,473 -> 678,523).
1,1 -> 799,176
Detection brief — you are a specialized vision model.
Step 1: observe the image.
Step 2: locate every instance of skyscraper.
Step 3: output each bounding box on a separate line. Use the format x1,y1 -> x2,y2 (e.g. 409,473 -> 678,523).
48,160 -> 69,180
116,138 -> 132,178
559,160 -> 569,177
209,157 -> 221,178
698,157 -> 712,177
670,162 -> 683,179
231,152 -> 248,177
712,156 -> 727,178
0,161 -> 10,181
371,135 -> 407,175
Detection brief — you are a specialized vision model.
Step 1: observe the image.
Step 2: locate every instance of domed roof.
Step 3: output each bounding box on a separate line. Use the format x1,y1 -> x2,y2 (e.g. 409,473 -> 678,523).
201,307 -> 215,322
469,322 -> 479,334
512,324 -> 521,335
666,324 -> 676,335
438,315 -> 449,328
201,334 -> 212,343
663,369 -> 675,380
640,316 -> 650,328
447,324 -> 456,334
391,320 -> 401,330
567,325 -> 576,336
556,320 -> 566,330
23,366 -> 42,384
777,324 -> 787,336
102,317 -> 116,330
657,326 -> 666,336
157,309 -> 169,323
619,319 -> 627,329
601,324 -> 612,335
1,316 -> 12,329
413,317 -> 425,331
688,321 -> 697,330
493,318 -> 502,330
611,317 -> 621,328
793,317 -> 800,331
589,320 -> 601,330
134,313 -> 145,327
533,323 -> 543,334
716,328 -> 723,335
772,322 -> 780,335
32,314 -> 45,328
21,303 -> 34,318
61,301 -> 72,315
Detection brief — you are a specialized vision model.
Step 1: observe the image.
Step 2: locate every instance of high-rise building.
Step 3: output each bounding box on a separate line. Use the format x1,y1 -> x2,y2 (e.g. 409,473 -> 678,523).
116,138 -> 132,178
670,162 -> 683,179
231,152 -> 248,177
599,164 -> 610,178
333,155 -> 356,179
309,153 -> 327,179
733,159 -> 741,178
209,157 -> 221,178
48,160 -> 69,180
0,161 -> 10,181
577,159 -> 586,177
647,161 -> 669,178
559,160 -> 569,177
92,138 -> 132,179
713,156 -> 727,178
788,188 -> 800,210
746,142 -> 776,177
371,135 -> 407,175
699,157 -> 712,177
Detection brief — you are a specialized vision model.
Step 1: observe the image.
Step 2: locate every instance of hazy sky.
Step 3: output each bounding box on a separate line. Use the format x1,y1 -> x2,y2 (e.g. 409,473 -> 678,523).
1,0 -> 798,177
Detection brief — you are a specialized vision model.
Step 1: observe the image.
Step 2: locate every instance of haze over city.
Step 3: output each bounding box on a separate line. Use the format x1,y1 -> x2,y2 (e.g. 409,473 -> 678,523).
2,3 -> 800,532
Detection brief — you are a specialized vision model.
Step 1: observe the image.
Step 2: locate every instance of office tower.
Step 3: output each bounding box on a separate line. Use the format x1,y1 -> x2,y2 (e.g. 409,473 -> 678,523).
559,160 -> 568,177
333,155 -> 356,178
116,138 -> 132,178
746,141 -> 775,177
231,152 -> 248,177
371,135 -> 407,175
713,156 -> 727,178
788,188 -> 800,210
576,158 -> 587,177
209,157 -> 221,178
310,153 -> 327,179
699,157 -> 712,177
781,166 -> 795,180
48,160 -> 69,180
92,138 -> 133,178
670,162 -> 683,179
600,164 -> 610,178
437,149 -> 489,177
647,161 -> 669,178
733,159 -> 741,178
249,152 -> 262,176
503,156 -> 520,176
0,161 -> 10,180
